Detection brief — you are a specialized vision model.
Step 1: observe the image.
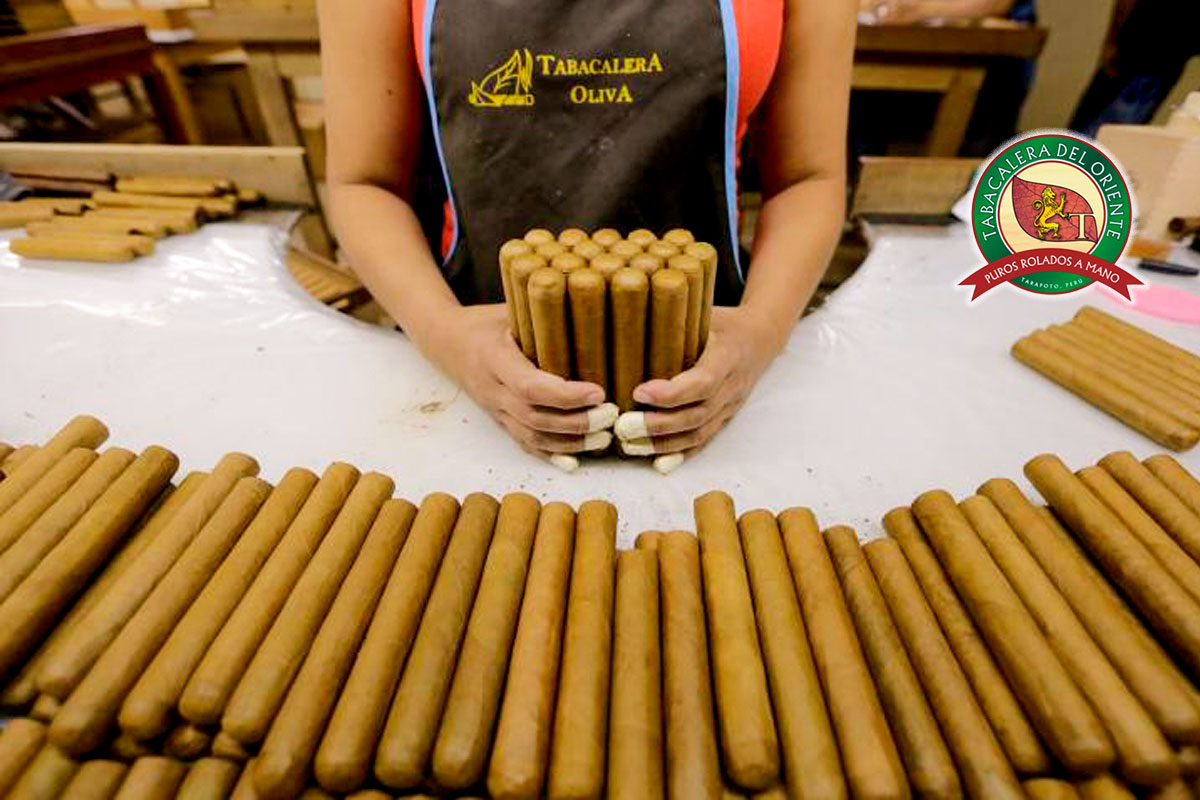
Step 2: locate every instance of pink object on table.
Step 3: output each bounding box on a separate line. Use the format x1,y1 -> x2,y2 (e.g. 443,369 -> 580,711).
1104,283 -> 1200,324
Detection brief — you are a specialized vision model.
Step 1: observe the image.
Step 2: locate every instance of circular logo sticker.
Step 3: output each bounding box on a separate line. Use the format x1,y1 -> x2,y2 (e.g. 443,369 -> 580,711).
961,131 -> 1140,300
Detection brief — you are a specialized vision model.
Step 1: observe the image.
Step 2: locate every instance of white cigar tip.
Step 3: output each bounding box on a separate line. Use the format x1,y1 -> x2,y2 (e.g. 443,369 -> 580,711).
550,454 -> 580,473
583,431 -> 613,451
614,411 -> 649,441
653,453 -> 685,475
619,436 -> 656,457
586,402 -> 619,433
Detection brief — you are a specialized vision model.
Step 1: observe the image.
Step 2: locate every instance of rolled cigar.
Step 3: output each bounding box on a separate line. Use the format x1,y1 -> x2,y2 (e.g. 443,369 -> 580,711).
1013,333 -> 1199,451
552,252 -> 587,274
0,205 -> 56,228
1,197 -> 91,210
611,267 -> 650,411
26,215 -> 166,237
212,730 -> 250,762
547,500 -> 618,800
628,229 -> 657,248
39,452 -> 259,700
1025,779 -> 1083,800
500,239 -> 535,339
1181,747 -> 1200,778
1064,320 -> 1200,399
980,479 -> 1200,745
779,508 -> 908,800
528,267 -> 572,379
115,176 -> 224,197
62,759 -> 127,800
591,228 -> 621,249
610,240 -> 643,260
375,493 -> 499,788
1025,454 -> 1200,677
120,468 -> 318,741
1053,324 -> 1200,411
635,530 -> 663,550
912,489 -> 1113,774
314,492 -> 459,793
229,760 -> 258,800
1081,463 -> 1200,604
179,463 -> 359,727
825,526 -> 959,799
178,758 -> 241,799
1075,306 -> 1200,381
1145,454 -> 1200,521
668,254 -> 704,368
524,228 -> 556,246
8,743 -> 78,798
92,190 -> 232,217
1100,452 -> 1200,566
0,719 -> 46,795
158,725 -> 209,761
961,493 -> 1176,786
558,228 -> 590,247
607,549 -> 664,800
663,229 -> 695,247
254,499 -> 415,799
432,493 -> 541,790
508,254 -> 547,360
112,756 -> 187,800
1143,779 -> 1194,800
657,531 -> 722,800
647,241 -> 681,261
0,445 -> 177,679
694,493 -> 778,791
222,472 -> 393,745
536,242 -> 569,262
487,502 -> 575,800
30,694 -> 58,722
0,415 -> 108,517
80,207 -> 197,234
25,229 -> 155,256
0,449 -> 131,603
738,511 -> 844,800
1,445 -> 37,478
109,732 -> 153,762
1077,775 -> 1136,800
51,476 -> 272,755
648,268 -> 688,381
572,240 -> 603,261
630,253 -> 664,276
567,269 -> 607,389
0,446 -> 99,557
0,443 -> 11,465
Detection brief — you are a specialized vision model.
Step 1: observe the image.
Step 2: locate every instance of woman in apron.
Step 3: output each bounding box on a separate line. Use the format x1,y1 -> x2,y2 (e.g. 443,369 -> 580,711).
318,0 -> 855,463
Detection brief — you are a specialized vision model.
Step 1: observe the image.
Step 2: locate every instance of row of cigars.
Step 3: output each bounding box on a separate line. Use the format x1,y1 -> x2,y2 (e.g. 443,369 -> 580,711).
4,418 -> 1200,798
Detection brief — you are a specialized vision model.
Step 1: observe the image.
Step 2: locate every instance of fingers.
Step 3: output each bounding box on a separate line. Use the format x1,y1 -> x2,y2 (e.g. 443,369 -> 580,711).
614,404 -> 718,440
497,411 -> 613,455
632,359 -> 728,409
502,398 -> 618,436
617,405 -> 737,456
495,344 -> 605,410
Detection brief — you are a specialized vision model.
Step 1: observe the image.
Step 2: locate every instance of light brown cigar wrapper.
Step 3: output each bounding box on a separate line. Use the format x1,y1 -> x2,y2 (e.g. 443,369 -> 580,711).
0,445 -> 177,679
780,509 -> 909,800
1144,778 -> 1196,800
558,228 -> 589,247
528,267 -> 571,379
9,743 -> 78,798
0,415 -> 108,517
212,730 -> 250,762
374,493 -> 499,789
1075,306 -> 1200,379
222,471 -> 392,745
825,526 -> 960,800
1069,314 -> 1200,405
1181,747 -> 1200,778
93,189 -> 233,217
610,240 -> 643,261
657,531 -> 722,800
980,484 -> 1200,745
668,254 -> 704,369
648,268 -> 689,381
961,493 -> 1176,786
120,468 -> 319,741
113,756 -> 187,800
25,228 -> 155,256
0,446 -> 101,563
1,197 -> 89,210
0,450 -> 132,603
865,537 -> 1023,800
573,240 -> 603,260
109,732 -> 153,762
591,228 -> 621,248
547,500 -> 617,800
432,494 -> 541,790
552,253 -> 587,274
1083,461 -> 1200,604
524,228 -> 555,246
635,530 -> 663,550
254,498 -> 416,799
0,206 -> 55,228
62,759 -> 127,800
314,493 -> 459,794
27,214 -> 165,237
229,759 -> 258,800
1026,778 -> 1084,800
487,503 -> 576,800
0,444 -> 11,466
739,511 -> 844,800
162,724 -> 212,760
0,719 -> 46,795
611,268 -> 650,411
912,489 -> 1114,774
51,476 -> 272,755
39,452 -> 258,700
630,253 -> 664,276
1054,323 -> 1200,412
1012,334 -> 1199,451
500,240 -> 533,339
1026,454 -> 1200,678
179,758 -> 242,799
115,175 -> 225,197
1,445 -> 37,478
567,269 -> 607,388
179,462 -> 358,727
1103,452 -> 1200,566
607,549 -> 664,800
647,241 -> 680,261
0,471 -> 204,710
663,228 -> 695,247
30,694 -> 58,722
536,241 -> 569,262
87,206 -> 200,233
1146,454 -> 1200,524
628,229 -> 657,248
1077,775 -> 1136,800
695,498 -> 779,791
591,253 -> 625,282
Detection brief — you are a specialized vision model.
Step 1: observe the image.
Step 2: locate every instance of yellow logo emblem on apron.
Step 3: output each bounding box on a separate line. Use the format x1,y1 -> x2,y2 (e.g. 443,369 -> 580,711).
469,49 -> 535,107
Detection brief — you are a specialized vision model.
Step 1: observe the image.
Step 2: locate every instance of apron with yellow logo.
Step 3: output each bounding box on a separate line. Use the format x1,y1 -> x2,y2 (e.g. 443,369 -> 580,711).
419,0 -> 744,305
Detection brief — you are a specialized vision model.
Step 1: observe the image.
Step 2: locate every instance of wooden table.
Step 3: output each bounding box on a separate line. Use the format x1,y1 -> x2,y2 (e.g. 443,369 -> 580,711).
0,24 -> 202,145
854,23 -> 1047,156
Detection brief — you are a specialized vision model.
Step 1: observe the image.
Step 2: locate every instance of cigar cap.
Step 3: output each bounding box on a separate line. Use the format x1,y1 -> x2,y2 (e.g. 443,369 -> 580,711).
667,253 -> 702,276
663,228 -> 695,247
647,241 -> 681,260
528,265 -> 567,296
651,266 -> 688,292
523,228 -> 556,246
591,228 -> 622,248
535,241 -> 569,260
591,253 -> 626,279
509,253 -> 549,279
611,266 -> 650,293
551,253 -> 587,273
630,253 -> 664,276
500,239 -> 533,265
685,241 -> 718,266
557,228 -> 590,247
610,240 -> 643,260
572,240 -> 604,261
567,267 -> 605,292
628,229 -> 657,247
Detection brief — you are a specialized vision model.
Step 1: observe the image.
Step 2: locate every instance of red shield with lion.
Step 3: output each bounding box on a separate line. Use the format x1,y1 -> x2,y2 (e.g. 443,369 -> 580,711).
1011,176 -> 1099,243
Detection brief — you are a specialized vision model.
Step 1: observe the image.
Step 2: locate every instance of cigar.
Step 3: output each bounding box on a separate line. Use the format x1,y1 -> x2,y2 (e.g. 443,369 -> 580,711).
567,268 -> 607,389
61,758 -> 127,799
93,189 -> 232,217
177,758 -> 242,799
1025,778 -> 1084,800
552,252 -> 587,274
663,229 -> 696,247
8,743 -> 78,797
611,268 -> 650,411
0,205 -> 57,229
25,228 -> 156,256
0,415 -> 108,517
84,206 -> 199,233
0,446 -> 102,569
1181,746 -> 1200,778
10,235 -> 137,263
114,175 -> 226,197
1100,452 -> 1200,569
590,253 -> 625,282
112,756 -> 187,800
590,228 -> 622,249
649,268 -> 688,380
29,214 -> 166,237
610,240 -> 644,260
667,254 -> 704,368
1062,318 -> 1200,400
29,694 -> 59,722
108,731 -> 153,762
523,228 -> 556,246
509,254 -> 548,360
635,530 -> 664,550
528,267 -> 572,379
0,445 -> 37,478
630,253 -> 664,276
1075,307 -> 1200,384
647,241 -> 681,261
500,240 -> 534,343
572,240 -> 604,261
1145,454 -> 1200,523
1076,775 -> 1136,800
535,241 -> 569,262
558,228 -> 590,247
628,229 -> 657,248
0,719 -> 46,795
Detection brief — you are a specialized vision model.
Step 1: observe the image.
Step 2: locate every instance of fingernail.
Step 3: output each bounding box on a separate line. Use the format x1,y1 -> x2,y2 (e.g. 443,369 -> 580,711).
583,431 -> 613,451
633,387 -> 651,404
653,453 -> 685,475
549,454 -> 580,473
619,436 -> 655,457
586,387 -> 606,404
614,411 -> 648,441
586,403 -> 619,433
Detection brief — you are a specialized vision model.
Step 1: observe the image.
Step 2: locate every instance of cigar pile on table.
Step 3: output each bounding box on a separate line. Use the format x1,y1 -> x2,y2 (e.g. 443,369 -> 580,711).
0,175 -> 263,263
1014,305 -> 1200,451
6,417 -> 1200,799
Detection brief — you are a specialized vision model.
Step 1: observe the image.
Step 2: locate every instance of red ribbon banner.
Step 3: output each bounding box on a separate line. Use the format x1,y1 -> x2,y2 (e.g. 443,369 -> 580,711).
958,248 -> 1143,300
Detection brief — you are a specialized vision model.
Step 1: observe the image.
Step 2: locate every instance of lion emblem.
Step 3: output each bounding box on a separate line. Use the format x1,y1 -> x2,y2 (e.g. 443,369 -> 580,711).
1032,186 -> 1068,239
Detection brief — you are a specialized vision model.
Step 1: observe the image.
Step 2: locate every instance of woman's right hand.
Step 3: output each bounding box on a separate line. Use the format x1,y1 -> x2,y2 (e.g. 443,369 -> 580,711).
436,304 -> 617,461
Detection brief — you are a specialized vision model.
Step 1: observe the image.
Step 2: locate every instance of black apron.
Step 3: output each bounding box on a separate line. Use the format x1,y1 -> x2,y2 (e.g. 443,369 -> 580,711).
420,0 -> 745,305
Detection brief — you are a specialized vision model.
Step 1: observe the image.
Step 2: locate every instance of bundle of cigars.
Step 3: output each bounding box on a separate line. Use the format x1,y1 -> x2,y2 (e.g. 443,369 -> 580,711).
7,419 -> 1200,799
0,174 -> 263,263
500,227 -> 717,411
1014,306 -> 1200,451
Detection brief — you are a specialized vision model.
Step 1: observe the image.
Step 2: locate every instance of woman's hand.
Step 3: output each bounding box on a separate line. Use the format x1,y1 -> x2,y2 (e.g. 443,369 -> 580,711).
437,304 -> 617,462
618,306 -> 788,457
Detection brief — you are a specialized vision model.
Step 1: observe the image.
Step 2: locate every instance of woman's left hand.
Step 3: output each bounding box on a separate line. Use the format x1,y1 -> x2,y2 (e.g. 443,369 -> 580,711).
625,306 -> 788,455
